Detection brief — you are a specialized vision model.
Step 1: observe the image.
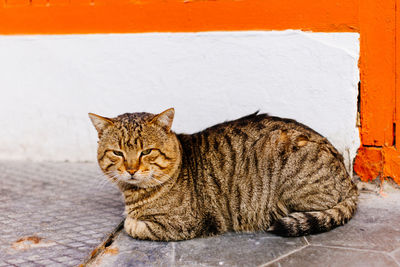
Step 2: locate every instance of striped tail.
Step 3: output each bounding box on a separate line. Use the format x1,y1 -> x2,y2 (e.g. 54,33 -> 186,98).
272,184 -> 358,237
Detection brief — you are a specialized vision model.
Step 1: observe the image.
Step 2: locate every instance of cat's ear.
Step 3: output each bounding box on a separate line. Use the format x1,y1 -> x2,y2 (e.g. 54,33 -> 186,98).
150,108 -> 175,131
88,113 -> 114,138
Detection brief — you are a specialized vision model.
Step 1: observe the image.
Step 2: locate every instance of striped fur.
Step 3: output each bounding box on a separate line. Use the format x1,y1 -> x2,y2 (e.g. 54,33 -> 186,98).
89,109 -> 358,241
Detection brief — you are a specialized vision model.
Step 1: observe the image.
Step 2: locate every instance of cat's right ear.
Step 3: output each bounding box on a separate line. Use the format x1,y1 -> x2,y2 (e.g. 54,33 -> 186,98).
150,108 -> 175,132
88,113 -> 114,138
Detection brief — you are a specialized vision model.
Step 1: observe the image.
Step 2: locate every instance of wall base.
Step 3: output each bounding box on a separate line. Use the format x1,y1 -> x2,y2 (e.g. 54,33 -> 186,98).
354,146 -> 400,184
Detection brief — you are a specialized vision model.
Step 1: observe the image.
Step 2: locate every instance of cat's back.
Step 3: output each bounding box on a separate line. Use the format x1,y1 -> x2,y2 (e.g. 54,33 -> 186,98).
194,112 -> 329,147
177,111 -> 340,180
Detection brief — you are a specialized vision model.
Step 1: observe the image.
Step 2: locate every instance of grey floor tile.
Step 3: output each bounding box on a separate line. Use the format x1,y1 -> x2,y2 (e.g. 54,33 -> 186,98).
268,245 -> 398,267
307,192 -> 400,252
88,231 -> 174,267
174,232 -> 307,267
18,262 -> 42,267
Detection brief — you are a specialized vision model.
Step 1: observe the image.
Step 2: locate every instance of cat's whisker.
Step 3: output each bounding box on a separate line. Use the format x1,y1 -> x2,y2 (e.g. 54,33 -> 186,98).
96,178 -> 110,189
150,176 -> 163,185
105,171 -> 121,180
92,170 -> 120,189
152,171 -> 172,182
92,173 -> 107,180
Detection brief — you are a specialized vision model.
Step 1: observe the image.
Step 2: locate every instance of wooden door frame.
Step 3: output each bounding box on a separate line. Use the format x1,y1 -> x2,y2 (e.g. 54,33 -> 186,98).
354,0 -> 399,183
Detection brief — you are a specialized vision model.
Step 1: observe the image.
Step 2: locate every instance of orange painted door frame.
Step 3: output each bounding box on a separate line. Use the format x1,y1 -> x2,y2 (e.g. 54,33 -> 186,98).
354,0 -> 399,183
0,0 -> 398,183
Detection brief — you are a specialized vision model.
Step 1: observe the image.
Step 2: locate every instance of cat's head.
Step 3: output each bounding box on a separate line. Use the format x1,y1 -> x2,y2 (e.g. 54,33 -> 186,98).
89,108 -> 181,188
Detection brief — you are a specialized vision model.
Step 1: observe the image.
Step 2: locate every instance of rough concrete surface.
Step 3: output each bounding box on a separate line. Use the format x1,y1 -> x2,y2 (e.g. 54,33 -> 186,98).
0,161 -> 124,266
88,180 -> 400,267
1,161 -> 400,267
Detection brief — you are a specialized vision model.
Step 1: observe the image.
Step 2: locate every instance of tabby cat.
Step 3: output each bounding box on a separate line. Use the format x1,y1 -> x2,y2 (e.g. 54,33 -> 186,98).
89,108 -> 358,241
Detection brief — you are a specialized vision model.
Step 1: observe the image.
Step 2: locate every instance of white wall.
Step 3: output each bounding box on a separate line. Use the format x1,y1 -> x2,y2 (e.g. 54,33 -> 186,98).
0,31 -> 360,171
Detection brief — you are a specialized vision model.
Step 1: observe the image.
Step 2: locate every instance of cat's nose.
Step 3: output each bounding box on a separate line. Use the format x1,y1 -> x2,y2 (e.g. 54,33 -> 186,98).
126,169 -> 137,176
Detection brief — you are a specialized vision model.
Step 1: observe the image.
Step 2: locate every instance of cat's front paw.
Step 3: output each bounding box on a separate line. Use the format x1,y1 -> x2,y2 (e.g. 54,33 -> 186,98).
124,216 -> 147,238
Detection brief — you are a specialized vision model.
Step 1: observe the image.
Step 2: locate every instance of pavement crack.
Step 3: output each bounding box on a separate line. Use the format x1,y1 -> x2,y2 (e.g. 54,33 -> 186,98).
390,247 -> 400,256
80,219 -> 124,266
170,242 -> 176,266
387,247 -> 400,266
259,244 -> 309,266
309,243 -> 390,254
387,254 -> 400,267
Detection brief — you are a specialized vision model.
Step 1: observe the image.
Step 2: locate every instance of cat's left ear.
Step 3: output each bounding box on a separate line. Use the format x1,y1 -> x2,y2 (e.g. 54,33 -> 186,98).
150,108 -> 175,132
88,113 -> 114,138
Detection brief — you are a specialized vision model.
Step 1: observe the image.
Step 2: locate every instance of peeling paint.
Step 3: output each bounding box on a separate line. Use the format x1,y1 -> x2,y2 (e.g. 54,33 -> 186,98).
354,146 -> 400,185
83,221 -> 124,266
354,147 -> 383,181
104,247 -> 119,255
383,147 -> 400,184
302,32 -> 359,59
12,236 -> 56,250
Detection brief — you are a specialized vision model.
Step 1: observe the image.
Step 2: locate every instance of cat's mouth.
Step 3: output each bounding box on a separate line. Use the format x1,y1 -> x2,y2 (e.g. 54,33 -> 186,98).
110,170 -> 164,188
127,177 -> 142,184
109,172 -> 141,184
124,176 -> 140,183
122,174 -> 150,186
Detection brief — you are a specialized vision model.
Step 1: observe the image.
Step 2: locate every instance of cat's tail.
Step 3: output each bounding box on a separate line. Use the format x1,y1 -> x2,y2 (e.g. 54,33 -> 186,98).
271,183 -> 358,237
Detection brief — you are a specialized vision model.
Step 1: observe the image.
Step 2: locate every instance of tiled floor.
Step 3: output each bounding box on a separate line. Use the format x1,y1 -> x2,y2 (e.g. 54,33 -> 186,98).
0,161 -> 124,266
1,161 -> 400,267
89,184 -> 400,267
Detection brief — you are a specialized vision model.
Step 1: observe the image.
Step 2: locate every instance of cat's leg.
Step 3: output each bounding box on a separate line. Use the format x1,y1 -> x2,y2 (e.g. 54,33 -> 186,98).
124,216 -> 151,239
124,216 -> 181,241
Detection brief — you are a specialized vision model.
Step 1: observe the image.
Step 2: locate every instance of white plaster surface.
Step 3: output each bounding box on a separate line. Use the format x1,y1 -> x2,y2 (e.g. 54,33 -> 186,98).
0,31 -> 360,171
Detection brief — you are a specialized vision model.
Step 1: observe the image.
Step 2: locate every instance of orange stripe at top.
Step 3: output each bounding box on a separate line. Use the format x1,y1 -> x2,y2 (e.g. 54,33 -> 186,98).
0,0 -> 359,34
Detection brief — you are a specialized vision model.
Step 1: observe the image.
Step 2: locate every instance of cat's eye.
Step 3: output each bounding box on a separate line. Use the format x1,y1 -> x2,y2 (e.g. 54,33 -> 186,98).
141,149 -> 152,156
113,150 -> 124,157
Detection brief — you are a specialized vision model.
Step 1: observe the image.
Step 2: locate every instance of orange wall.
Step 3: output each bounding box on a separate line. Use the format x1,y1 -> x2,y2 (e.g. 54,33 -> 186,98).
0,0 -> 359,34
0,0 -> 398,183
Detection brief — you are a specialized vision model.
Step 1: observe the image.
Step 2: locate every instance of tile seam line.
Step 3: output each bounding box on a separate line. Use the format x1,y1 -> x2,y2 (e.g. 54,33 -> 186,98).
309,243 -> 395,254
389,247 -> 400,266
170,241 -> 176,266
81,219 -> 124,266
388,253 -> 400,267
258,244 -> 310,267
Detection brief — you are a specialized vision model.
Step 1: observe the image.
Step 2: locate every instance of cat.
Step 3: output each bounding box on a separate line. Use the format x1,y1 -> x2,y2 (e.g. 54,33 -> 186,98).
89,108 -> 358,241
